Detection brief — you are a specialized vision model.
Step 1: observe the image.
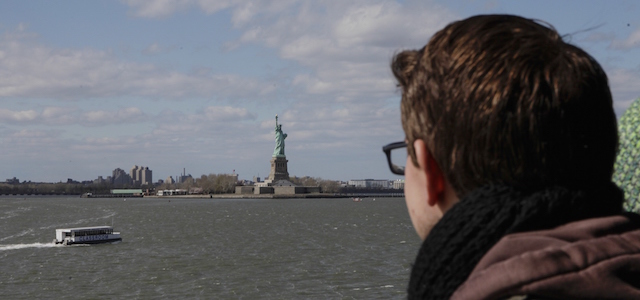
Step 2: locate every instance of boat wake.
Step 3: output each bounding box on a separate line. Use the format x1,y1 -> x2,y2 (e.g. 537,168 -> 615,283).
0,243 -> 62,251
0,228 -> 35,242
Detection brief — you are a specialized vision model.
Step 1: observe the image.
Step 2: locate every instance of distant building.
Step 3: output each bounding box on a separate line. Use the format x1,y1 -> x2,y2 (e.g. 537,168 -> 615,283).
94,176 -> 107,184
232,172 -> 239,183
393,179 -> 405,189
110,189 -> 143,197
165,176 -> 175,184
112,168 -> 132,186
239,179 -> 254,186
157,189 -> 188,196
141,167 -> 152,185
178,174 -> 192,183
176,168 -> 192,184
348,179 -> 391,189
130,165 -> 153,186
5,177 -> 19,184
130,165 -> 139,184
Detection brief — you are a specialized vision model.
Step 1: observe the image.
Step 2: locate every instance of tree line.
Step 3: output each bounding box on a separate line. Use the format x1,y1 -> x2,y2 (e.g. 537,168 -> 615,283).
157,174 -> 238,194
0,173 -> 238,195
0,175 -> 401,196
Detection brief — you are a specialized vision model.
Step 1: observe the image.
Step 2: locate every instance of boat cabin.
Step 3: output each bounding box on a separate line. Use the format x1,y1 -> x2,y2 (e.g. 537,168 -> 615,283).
54,226 -> 122,245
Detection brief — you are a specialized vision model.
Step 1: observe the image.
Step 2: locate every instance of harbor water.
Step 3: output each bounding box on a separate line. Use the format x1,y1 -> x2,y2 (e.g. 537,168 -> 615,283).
0,196 -> 420,299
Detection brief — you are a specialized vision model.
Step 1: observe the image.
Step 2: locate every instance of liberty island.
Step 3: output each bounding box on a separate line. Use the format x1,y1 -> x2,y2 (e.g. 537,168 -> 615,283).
236,114 -> 322,196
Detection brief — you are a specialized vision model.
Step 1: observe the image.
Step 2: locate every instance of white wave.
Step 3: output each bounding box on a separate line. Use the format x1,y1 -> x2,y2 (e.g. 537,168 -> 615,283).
0,243 -> 60,251
0,207 -> 33,220
0,228 -> 34,242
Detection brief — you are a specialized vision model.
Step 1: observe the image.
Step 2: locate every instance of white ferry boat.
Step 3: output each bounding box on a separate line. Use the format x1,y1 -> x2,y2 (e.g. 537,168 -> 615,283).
54,226 -> 122,245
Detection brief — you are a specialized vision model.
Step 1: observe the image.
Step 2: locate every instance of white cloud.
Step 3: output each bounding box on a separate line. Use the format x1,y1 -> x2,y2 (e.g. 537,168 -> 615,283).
0,29 -> 276,101
118,0 -> 455,103
11,129 -> 51,138
203,106 -> 256,122
0,109 -> 38,122
122,0 -> 239,18
142,42 -> 162,55
583,31 -> 616,44
231,2 -> 258,26
73,136 -> 139,152
122,0 -> 193,18
2,129 -> 65,156
41,107 -> 78,125
82,107 -> 147,126
611,28 -> 640,50
196,0 -> 236,14
0,107 -> 148,126
607,68 -> 640,115
122,0 -> 454,96
226,1 -> 454,100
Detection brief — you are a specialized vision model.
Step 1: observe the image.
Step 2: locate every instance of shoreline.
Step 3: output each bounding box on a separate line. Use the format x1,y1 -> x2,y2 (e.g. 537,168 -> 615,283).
143,193 -> 404,199
1,193 -> 404,199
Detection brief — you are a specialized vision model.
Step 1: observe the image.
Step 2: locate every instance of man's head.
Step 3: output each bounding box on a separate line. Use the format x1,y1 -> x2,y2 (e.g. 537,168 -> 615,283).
392,14 -> 617,199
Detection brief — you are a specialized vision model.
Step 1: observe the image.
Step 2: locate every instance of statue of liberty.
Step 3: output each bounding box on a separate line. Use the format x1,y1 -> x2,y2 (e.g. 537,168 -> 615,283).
273,114 -> 287,157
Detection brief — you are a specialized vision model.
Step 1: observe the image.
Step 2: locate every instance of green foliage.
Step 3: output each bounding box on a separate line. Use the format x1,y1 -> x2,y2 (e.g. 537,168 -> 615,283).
289,176 -> 342,193
159,174 -> 237,194
289,176 -> 319,187
318,180 -> 341,194
0,174 -> 347,196
614,97 -> 640,212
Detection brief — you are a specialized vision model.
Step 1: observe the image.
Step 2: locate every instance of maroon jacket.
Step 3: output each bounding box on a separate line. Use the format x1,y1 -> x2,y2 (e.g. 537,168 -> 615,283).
452,215 -> 640,300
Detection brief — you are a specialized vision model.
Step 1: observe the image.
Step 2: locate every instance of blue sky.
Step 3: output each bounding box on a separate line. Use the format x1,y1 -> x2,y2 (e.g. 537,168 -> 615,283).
1,0 -> 639,183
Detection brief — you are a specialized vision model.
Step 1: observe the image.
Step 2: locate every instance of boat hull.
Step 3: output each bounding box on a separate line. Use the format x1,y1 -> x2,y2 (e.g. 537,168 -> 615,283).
61,237 -> 122,245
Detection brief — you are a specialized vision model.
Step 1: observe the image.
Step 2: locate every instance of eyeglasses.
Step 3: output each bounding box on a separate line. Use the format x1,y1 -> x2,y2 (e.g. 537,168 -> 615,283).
382,141 -> 407,175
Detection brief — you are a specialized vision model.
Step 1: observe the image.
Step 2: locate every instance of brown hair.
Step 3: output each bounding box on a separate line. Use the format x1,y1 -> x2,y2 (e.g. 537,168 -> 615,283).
392,14 -> 618,197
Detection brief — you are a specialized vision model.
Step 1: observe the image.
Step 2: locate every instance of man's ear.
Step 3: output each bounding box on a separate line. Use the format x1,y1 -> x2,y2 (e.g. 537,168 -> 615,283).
413,139 -> 446,207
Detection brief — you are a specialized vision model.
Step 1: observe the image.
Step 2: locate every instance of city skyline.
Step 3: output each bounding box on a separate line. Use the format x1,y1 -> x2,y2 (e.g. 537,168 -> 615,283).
5,166 -> 403,186
1,1 -> 639,183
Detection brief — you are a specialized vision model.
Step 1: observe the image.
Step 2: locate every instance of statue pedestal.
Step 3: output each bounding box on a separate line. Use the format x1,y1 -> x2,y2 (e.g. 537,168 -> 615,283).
268,156 -> 289,181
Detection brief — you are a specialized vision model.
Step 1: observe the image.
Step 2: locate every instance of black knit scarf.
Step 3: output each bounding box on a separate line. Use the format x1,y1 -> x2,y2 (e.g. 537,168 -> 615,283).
407,183 -> 624,299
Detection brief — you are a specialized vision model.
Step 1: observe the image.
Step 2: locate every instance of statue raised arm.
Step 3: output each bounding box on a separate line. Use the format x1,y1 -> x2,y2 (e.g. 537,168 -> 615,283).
273,114 -> 287,157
